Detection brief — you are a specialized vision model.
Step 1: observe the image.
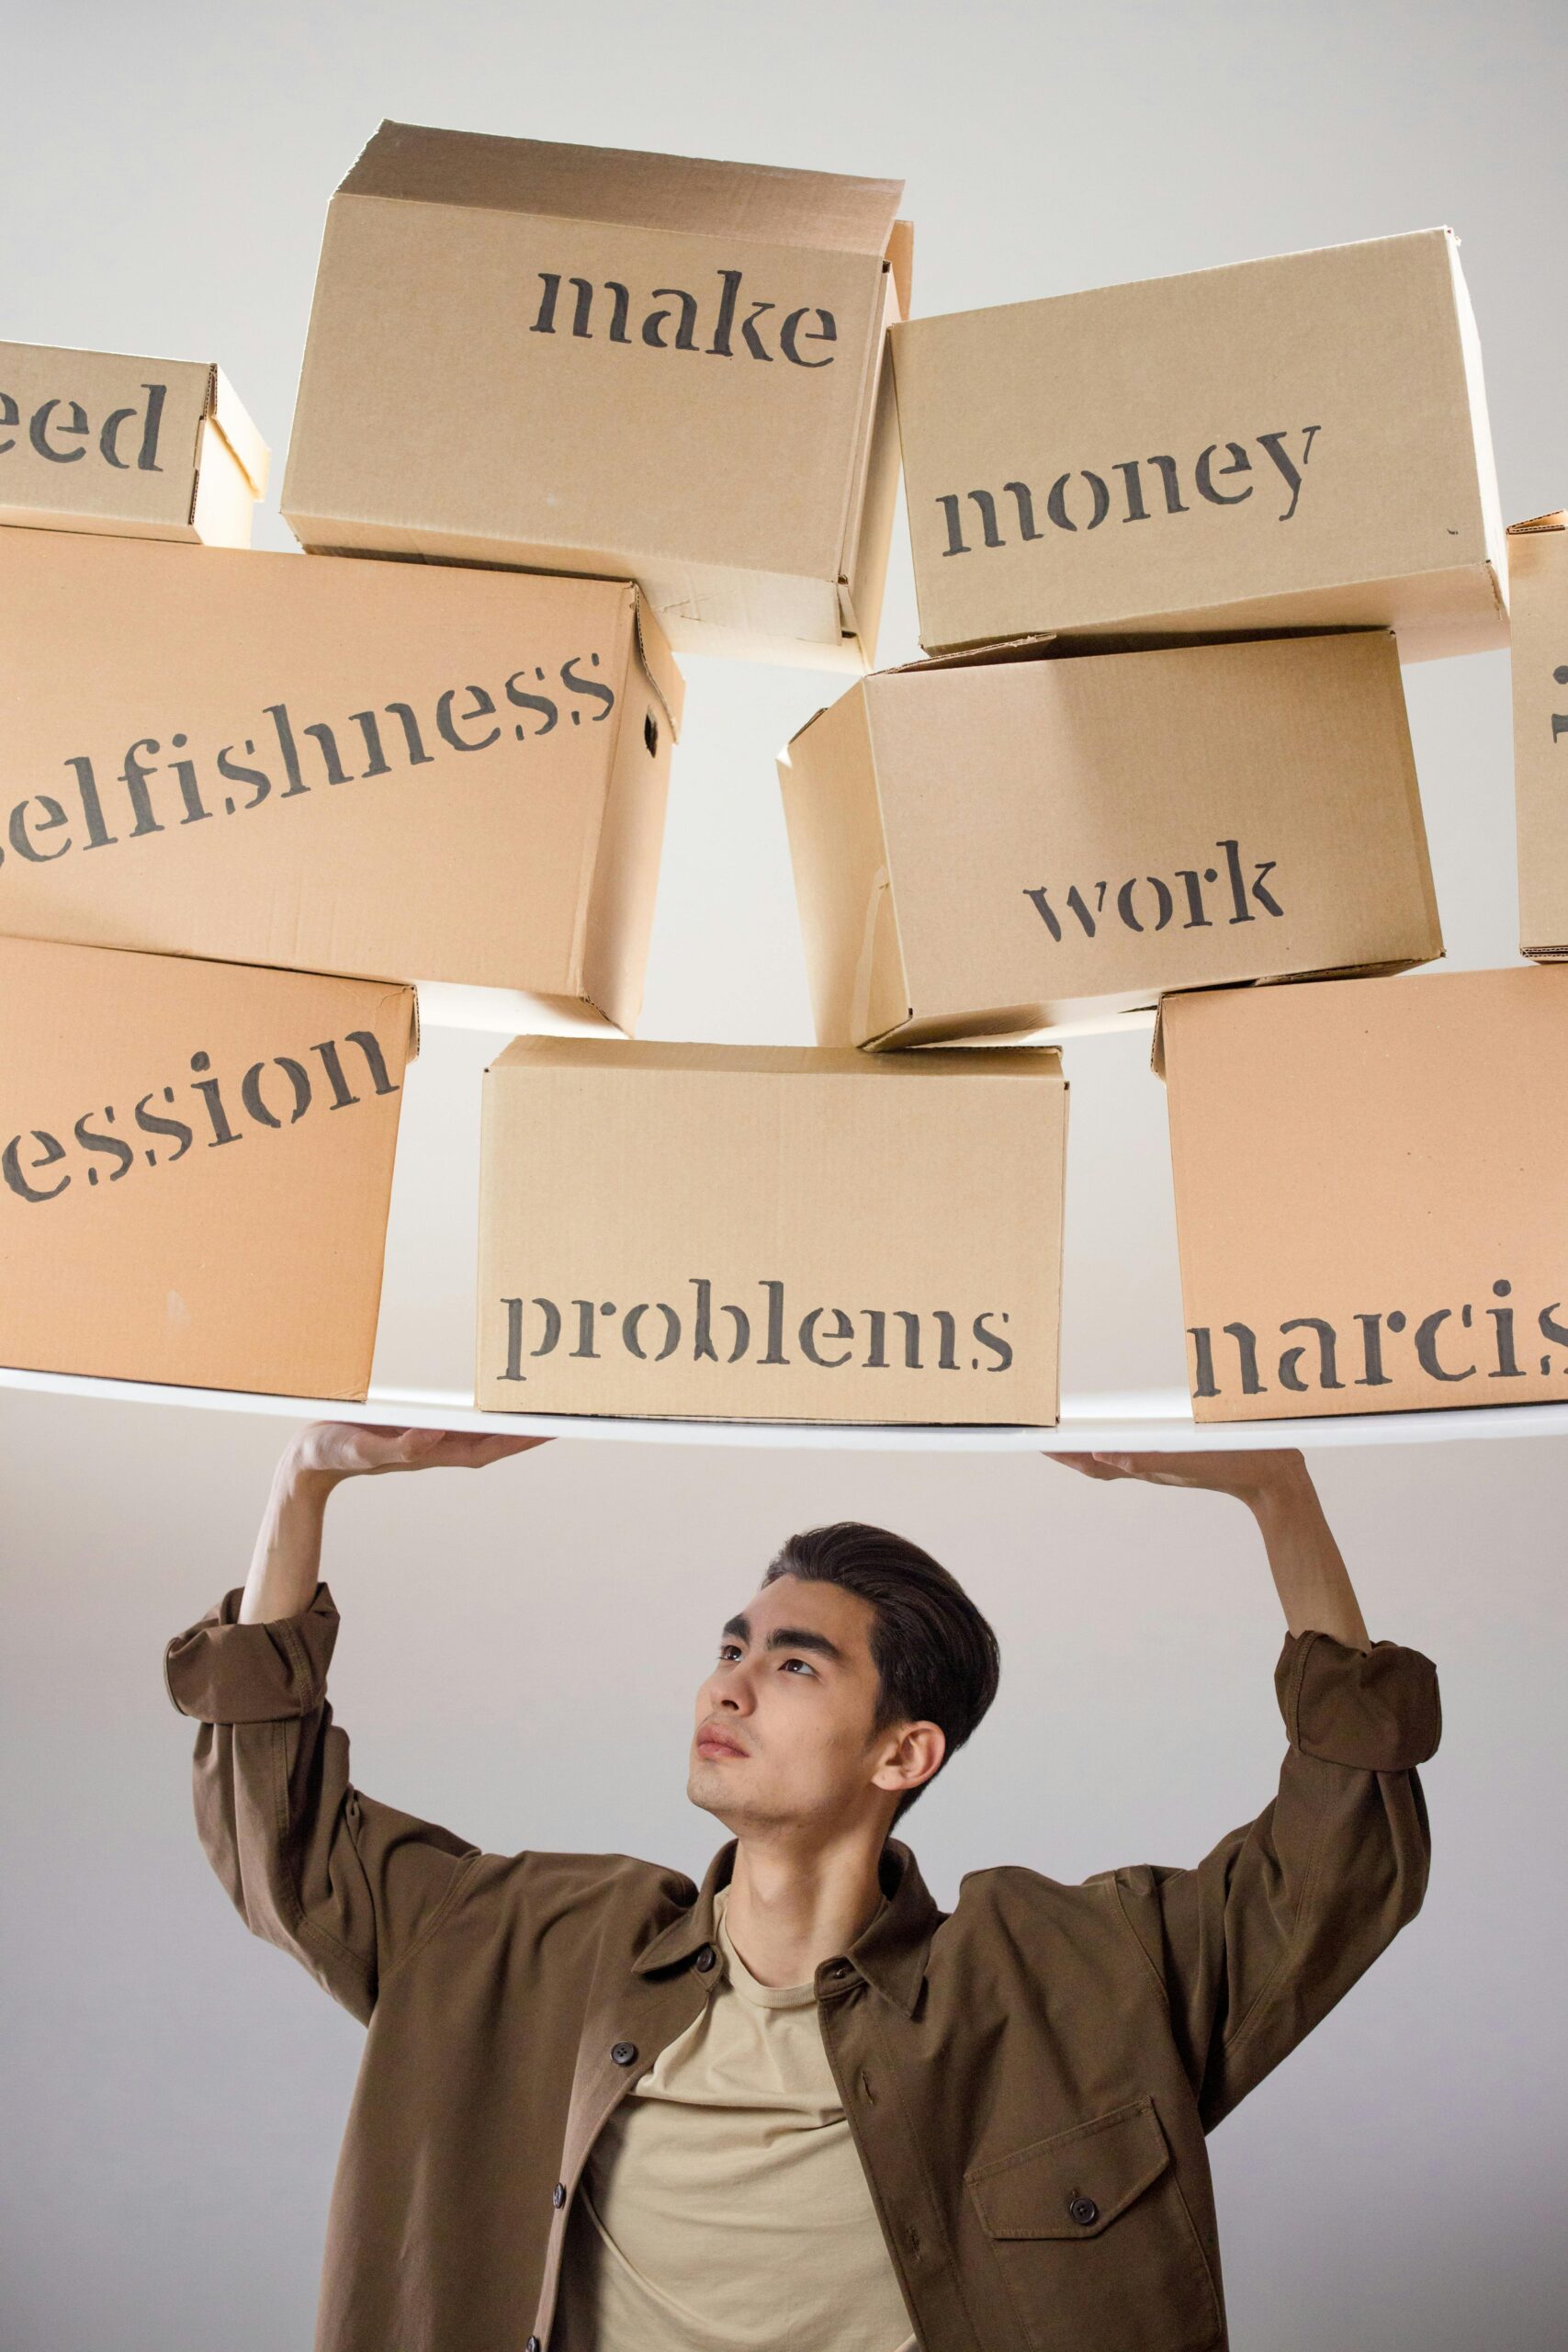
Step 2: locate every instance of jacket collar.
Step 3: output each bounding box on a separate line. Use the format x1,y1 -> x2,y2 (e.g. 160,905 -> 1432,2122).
631,1834 -> 942,2019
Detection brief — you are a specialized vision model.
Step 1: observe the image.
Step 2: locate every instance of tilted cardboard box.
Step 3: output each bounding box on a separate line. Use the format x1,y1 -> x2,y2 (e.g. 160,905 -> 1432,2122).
780,629 -> 1441,1047
1507,513 -> 1568,958
282,121 -> 910,671
476,1039 -> 1066,1425
1160,966 -> 1568,1423
0,529 -> 682,1033
892,228 -> 1506,662
0,342 -> 267,546
0,937 -> 416,1398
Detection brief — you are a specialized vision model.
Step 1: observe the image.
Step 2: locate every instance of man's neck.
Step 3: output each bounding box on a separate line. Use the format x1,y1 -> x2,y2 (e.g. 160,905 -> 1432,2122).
721,1829 -> 890,1990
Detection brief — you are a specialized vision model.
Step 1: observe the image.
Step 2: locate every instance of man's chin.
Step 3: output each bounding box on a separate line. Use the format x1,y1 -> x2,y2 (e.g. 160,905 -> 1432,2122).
686,1766 -> 750,1832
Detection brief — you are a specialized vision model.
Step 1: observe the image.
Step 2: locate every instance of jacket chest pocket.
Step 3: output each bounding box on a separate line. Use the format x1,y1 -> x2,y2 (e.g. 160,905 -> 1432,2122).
964,2096 -> 1222,2352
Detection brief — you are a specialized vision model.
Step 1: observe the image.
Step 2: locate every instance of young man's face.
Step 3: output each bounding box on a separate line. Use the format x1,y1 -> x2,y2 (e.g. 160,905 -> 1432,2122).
688,1572 -> 938,1838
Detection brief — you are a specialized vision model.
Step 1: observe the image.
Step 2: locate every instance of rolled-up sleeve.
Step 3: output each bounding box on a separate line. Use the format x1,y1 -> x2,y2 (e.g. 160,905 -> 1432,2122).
1106,1630 -> 1440,2132
165,1584 -> 479,2023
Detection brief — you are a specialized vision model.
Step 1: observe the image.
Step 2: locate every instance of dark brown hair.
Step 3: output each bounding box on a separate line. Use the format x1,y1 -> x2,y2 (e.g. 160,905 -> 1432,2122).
762,1521 -> 1000,1829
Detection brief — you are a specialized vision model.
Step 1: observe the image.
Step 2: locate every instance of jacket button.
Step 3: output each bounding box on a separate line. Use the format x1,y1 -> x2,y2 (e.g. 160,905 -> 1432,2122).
526,2339 -> 541,2350
611,2040 -> 638,2065
1067,2195 -> 1100,2227
551,2181 -> 566,2208
694,1944 -> 716,1972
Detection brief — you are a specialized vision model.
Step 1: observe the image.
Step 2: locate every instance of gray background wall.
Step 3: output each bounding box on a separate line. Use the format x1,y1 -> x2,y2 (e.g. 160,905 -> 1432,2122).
2,3 -> 1563,2346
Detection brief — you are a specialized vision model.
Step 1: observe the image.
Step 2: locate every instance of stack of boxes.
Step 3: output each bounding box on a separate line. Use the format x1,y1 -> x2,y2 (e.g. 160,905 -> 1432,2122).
0,341 -> 421,1403
784,224 -> 1567,1430
3,130 -> 1562,1432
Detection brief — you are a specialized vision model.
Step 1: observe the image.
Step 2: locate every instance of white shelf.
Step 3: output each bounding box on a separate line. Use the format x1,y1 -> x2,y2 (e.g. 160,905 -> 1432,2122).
3,1363 -> 1566,1451
413,982 -> 619,1039
411,987 -> 1159,1047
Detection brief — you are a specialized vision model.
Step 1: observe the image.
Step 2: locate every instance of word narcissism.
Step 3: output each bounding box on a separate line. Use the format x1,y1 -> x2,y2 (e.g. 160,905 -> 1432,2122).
530,267 -> 837,367
3,1026 -> 401,1206
0,652 -> 619,875
1190,1279 -> 1568,1399
497,1280 -> 1016,1378
935,426 -> 1322,557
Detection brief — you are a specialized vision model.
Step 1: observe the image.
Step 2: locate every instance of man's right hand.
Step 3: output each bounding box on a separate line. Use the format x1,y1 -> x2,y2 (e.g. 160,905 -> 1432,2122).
239,1425 -> 552,1623
289,1421 -> 552,1485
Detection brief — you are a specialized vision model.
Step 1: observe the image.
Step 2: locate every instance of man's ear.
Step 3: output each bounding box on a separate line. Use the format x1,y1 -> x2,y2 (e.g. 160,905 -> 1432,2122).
875,1721 -> 945,1799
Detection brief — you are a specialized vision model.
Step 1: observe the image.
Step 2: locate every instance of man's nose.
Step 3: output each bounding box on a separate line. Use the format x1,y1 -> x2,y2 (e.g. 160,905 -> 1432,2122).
699,1672 -> 754,1714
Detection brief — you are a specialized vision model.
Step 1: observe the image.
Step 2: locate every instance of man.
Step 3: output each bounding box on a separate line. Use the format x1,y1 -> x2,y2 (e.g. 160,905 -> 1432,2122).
164,1422 -> 1439,2352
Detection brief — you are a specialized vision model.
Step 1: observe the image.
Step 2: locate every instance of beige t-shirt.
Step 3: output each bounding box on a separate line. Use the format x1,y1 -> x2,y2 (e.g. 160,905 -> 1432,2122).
552,1881 -> 920,2352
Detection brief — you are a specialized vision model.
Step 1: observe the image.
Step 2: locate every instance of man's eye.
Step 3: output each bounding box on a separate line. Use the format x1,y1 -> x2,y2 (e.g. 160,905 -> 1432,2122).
781,1658 -> 815,1676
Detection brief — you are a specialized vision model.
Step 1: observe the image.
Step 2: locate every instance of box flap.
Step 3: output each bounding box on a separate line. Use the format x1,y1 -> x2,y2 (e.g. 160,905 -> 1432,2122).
340,121 -> 904,256
1508,510 -> 1568,535
487,1035 -> 1060,1080
885,633 -> 1063,677
630,587 -> 685,741
1149,956 -> 1435,1080
879,624 -> 1393,682
786,699 -> 834,751
206,366 -> 271,500
886,219 -> 914,318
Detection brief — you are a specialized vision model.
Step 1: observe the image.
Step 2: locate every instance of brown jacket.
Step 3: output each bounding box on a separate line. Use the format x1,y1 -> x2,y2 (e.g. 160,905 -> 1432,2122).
164,1582 -> 1440,2352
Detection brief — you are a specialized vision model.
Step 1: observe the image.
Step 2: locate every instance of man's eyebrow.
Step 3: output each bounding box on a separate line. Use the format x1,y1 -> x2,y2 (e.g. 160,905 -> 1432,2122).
720,1611 -> 849,1665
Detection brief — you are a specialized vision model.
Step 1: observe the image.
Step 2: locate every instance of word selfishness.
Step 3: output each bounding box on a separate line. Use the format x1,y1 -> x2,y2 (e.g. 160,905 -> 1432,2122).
0,654 -> 619,871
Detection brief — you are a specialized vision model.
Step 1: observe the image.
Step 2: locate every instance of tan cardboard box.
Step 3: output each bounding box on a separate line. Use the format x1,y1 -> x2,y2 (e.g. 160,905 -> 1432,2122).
1160,965 -> 1568,1423
0,936 -> 416,1398
1507,513 -> 1568,957
0,342 -> 267,545
475,1039 -> 1066,1425
892,228 -> 1506,662
781,629 -> 1441,1047
282,121 -> 911,671
0,529 -> 682,1033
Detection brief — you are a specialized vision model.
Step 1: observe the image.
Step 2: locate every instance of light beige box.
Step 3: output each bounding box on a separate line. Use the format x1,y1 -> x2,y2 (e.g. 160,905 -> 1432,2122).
0,341 -> 267,545
781,629 -> 1441,1047
0,529 -> 682,1033
892,229 -> 1506,662
1159,965 -> 1568,1423
1507,512 -> 1568,957
282,121 -> 911,672
476,1039 -> 1066,1426
0,936 -> 416,1399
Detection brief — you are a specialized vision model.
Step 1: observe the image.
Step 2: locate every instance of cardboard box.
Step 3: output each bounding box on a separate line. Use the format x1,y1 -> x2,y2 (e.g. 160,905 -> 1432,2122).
282,121 -> 911,671
0,529 -> 682,1032
475,1039 -> 1066,1425
0,936 -> 416,1398
1160,965 -> 1568,1423
1507,513 -> 1568,958
892,228 -> 1506,662
780,629 -> 1441,1047
0,341 -> 267,546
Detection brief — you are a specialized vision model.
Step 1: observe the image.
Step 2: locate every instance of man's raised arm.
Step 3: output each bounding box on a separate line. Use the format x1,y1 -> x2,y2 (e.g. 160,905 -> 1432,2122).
164,1423 -> 549,2021
1053,1447 -> 1440,2132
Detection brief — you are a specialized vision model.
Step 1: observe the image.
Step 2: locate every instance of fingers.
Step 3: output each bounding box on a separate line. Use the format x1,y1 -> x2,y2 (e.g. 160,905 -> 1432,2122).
459,1434 -> 554,1467
1046,1451 -> 1127,1479
399,1430 -> 555,1470
295,1422 -> 555,1476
